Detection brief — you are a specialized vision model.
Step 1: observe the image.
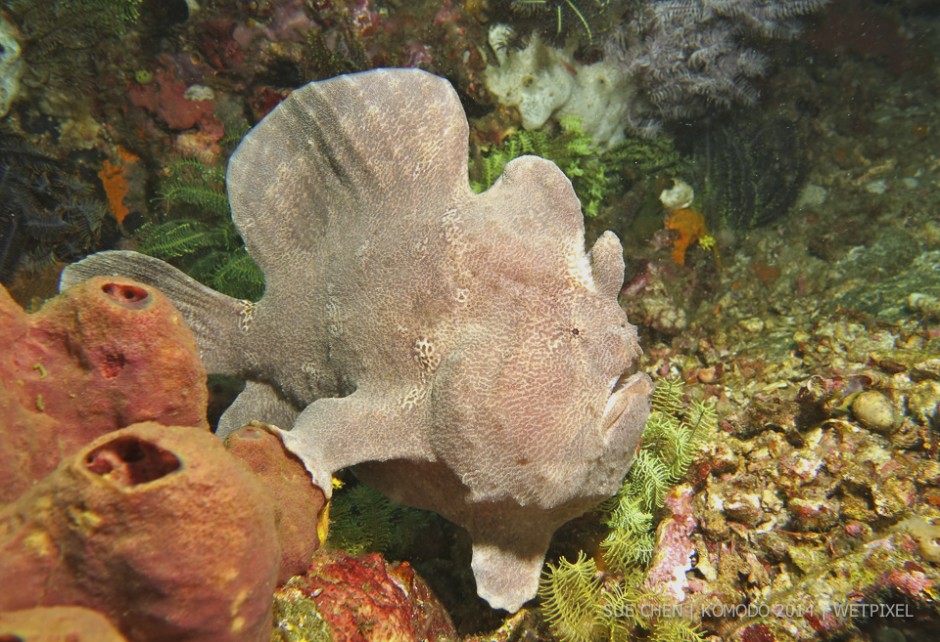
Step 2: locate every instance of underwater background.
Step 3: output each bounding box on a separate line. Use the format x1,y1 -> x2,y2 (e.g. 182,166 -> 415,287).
1,0 -> 939,641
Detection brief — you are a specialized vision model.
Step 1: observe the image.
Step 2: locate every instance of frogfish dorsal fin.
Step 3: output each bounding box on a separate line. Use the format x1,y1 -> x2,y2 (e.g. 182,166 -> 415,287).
227,68 -> 472,287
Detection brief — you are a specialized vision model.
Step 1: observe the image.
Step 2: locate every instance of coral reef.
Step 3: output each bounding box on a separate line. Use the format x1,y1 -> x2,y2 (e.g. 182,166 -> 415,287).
664,208 -> 711,265
604,0 -> 830,132
484,1 -> 829,137
0,12 -> 23,118
327,481 -> 434,560
136,156 -> 263,300
274,549 -> 456,642
127,57 -> 227,166
96,145 -> 144,226
6,0 -> 141,52
484,30 -> 635,147
0,280 -> 342,642
628,217 -> 940,640
538,552 -> 608,642
490,0 -> 626,47
128,64 -> 219,132
182,0 -> 489,105
0,422 -> 281,642
643,485 -> 697,603
687,369 -> 940,632
0,129 -> 108,283
272,590 -> 334,642
0,277 -> 207,502
620,262 -> 692,337
3,0 -> 938,636
537,552 -> 707,642
2,0 -> 142,124
470,116 -> 685,218
721,518 -> 940,641
689,117 -> 809,230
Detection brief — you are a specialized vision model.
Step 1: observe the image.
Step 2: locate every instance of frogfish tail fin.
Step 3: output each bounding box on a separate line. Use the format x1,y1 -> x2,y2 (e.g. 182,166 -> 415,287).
61,250 -> 253,375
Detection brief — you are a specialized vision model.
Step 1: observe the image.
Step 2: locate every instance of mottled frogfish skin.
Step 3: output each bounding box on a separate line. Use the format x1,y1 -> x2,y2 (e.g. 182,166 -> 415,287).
61,68 -> 652,612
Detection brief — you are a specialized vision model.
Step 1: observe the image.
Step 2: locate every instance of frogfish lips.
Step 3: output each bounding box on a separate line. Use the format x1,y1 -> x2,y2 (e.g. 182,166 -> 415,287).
602,370 -> 650,436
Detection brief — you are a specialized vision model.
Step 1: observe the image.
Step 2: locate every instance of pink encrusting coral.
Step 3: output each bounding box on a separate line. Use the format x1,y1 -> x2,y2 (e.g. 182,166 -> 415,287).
277,549 -> 457,641
128,63 -> 218,131
644,485 -> 698,602
0,278 -> 208,503
128,57 -> 226,163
